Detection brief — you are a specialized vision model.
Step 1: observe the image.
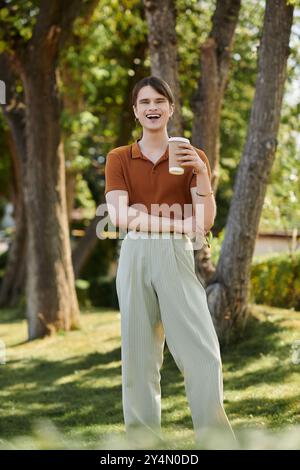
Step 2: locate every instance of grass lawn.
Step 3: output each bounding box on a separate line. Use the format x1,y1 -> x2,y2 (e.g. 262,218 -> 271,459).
0,304 -> 299,449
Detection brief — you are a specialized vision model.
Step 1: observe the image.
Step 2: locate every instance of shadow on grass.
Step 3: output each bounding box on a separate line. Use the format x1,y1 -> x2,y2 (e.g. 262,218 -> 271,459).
0,349 -> 123,438
0,306 -> 299,443
221,312 -> 293,370
0,343 -> 193,439
225,394 -> 300,422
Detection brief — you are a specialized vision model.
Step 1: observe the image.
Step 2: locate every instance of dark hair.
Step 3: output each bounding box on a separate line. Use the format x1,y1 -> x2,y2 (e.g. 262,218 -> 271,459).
131,75 -> 175,108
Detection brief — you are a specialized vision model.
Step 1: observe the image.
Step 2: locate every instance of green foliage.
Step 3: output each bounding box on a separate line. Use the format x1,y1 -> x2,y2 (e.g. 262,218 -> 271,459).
286,0 -> 298,6
73,174 -> 96,217
250,251 -> 300,309
88,275 -> 118,308
0,247 -> 8,284
0,1 -> 39,50
70,233 -> 118,306
210,227 -> 225,266
79,237 -> 116,279
75,279 -> 91,308
207,230 -> 300,310
60,0 -> 148,158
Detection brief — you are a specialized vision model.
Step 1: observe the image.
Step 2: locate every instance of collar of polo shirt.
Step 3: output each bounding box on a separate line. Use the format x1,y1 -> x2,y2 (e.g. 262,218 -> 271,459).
131,139 -> 169,161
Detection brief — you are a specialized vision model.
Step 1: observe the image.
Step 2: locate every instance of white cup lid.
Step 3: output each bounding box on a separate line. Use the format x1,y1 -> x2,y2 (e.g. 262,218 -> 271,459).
168,137 -> 190,143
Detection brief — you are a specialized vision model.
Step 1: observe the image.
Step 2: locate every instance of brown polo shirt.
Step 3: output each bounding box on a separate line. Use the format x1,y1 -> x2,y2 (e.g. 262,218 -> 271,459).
104,138 -> 211,220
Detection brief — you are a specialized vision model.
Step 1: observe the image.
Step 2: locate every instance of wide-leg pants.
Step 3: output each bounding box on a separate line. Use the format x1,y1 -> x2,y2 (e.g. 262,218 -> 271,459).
116,230 -> 235,446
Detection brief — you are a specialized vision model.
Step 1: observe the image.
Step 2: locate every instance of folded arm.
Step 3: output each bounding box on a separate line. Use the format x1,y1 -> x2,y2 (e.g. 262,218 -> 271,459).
105,190 -> 185,234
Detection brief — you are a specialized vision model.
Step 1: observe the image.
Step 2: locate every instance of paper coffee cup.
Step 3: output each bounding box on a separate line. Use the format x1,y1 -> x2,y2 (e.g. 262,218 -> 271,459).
168,137 -> 190,175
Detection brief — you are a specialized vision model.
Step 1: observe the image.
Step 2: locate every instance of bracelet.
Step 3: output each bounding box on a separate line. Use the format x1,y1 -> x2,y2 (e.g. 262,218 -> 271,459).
196,190 -> 214,197
193,168 -> 208,175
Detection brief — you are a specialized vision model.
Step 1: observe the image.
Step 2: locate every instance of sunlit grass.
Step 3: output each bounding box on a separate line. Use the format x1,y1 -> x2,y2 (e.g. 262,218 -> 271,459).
0,304 -> 299,449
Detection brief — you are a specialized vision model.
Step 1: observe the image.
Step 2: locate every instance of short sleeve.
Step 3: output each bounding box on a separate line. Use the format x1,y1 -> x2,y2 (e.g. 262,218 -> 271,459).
104,151 -> 128,195
190,148 -> 212,188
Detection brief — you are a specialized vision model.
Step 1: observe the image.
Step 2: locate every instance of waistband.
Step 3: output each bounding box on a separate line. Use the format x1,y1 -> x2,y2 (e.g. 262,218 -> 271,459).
123,230 -> 190,240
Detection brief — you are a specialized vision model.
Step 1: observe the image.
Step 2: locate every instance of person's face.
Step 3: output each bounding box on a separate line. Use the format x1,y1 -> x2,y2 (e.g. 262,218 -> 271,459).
133,85 -> 174,131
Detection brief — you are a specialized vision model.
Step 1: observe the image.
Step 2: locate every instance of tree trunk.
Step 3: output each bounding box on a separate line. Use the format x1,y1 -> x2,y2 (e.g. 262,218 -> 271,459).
143,0 -> 183,136
21,50 -> 80,339
190,0 -> 241,285
207,0 -> 294,344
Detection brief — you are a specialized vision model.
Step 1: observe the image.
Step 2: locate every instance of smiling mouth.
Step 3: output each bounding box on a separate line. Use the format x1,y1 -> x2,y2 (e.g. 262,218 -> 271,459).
146,115 -> 161,122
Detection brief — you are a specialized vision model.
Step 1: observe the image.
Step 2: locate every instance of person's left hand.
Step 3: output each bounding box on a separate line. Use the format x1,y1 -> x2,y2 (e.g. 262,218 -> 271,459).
175,143 -> 208,175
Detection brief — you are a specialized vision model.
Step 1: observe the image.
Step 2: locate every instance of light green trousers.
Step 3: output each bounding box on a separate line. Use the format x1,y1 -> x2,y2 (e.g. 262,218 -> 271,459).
116,230 -> 235,447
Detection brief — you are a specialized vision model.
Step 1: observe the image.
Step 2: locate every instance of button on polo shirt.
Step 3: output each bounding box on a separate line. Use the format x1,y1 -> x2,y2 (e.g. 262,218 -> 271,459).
104,139 -> 212,220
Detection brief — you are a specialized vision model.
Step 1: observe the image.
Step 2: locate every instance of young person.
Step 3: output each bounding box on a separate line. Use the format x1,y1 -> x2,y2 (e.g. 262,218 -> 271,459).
104,76 -> 236,448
